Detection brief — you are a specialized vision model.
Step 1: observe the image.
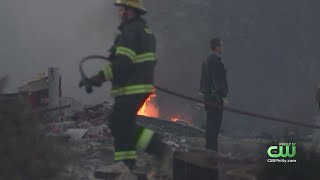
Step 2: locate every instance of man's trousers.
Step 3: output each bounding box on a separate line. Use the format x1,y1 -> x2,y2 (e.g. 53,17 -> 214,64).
204,96 -> 224,151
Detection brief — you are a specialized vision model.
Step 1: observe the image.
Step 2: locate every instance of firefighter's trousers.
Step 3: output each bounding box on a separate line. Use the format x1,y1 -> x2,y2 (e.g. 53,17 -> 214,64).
110,93 -> 158,166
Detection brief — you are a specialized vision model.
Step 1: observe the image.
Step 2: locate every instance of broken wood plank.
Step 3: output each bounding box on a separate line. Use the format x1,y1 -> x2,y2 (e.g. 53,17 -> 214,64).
136,115 -> 205,137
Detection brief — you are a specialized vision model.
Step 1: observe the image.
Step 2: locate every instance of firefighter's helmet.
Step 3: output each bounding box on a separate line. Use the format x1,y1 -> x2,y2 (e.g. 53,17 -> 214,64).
115,0 -> 147,14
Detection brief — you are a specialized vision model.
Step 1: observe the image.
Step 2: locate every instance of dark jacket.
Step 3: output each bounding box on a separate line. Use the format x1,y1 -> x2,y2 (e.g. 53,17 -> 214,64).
200,53 -> 228,99
101,16 -> 157,97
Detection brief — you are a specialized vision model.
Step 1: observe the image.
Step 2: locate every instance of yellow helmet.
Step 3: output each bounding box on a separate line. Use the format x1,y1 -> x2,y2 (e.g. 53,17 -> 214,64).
115,0 -> 147,14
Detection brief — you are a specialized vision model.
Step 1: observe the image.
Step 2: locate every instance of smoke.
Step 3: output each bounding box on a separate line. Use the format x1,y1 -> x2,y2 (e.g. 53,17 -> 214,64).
0,0 -> 117,104
1,0 -> 320,135
145,0 -> 320,135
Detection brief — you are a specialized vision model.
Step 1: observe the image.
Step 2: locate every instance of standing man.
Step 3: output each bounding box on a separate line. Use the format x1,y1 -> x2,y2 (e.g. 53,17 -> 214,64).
200,37 -> 228,151
79,0 -> 161,171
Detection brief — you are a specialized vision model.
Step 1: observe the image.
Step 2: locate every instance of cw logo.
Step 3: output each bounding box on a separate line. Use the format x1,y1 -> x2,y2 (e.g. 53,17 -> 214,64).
267,143 -> 296,158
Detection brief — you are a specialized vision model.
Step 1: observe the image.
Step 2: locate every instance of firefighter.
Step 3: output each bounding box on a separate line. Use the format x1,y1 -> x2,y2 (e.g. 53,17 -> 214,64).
199,37 -> 228,152
79,0 -> 161,171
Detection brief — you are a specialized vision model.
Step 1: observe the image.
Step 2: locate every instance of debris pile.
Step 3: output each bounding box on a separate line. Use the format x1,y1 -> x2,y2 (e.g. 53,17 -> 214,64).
48,102 -> 113,140
161,133 -> 190,152
44,101 -> 285,180
47,101 -> 205,150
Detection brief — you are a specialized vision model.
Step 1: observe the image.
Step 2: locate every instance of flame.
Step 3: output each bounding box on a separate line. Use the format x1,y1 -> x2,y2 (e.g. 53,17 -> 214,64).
170,114 -> 192,124
171,116 -> 179,122
137,91 -> 159,118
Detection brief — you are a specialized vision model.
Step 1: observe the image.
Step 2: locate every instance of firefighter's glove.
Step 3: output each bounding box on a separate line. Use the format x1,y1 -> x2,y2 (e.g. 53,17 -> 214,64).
90,73 -> 104,87
79,72 -> 105,93
78,78 -> 93,93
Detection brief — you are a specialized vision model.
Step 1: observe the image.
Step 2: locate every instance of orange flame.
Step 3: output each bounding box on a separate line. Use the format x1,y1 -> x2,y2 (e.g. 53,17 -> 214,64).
170,114 -> 192,124
137,92 -> 159,118
171,116 -> 180,122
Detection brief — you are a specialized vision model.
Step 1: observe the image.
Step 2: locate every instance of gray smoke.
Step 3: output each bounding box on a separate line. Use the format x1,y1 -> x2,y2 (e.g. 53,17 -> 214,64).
0,0 -> 117,104
145,0 -> 320,136
1,0 -> 320,136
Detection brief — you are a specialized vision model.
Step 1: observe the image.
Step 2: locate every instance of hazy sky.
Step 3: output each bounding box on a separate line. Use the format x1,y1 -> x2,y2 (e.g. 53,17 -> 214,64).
145,0 -> 320,135
0,0 -> 118,104
1,0 -> 320,135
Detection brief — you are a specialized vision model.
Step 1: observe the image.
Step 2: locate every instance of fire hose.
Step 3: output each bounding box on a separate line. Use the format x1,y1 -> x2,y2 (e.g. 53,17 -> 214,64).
79,55 -> 111,93
79,55 -> 320,130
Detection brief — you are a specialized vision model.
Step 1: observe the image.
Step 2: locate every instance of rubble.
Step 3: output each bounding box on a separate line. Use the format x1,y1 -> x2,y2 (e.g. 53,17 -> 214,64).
84,124 -> 111,139
49,121 -> 77,133
43,101 -> 277,180
3,97 -> 307,180
64,129 -> 88,140
77,120 -> 93,129
47,102 -> 111,138
43,101 -> 206,179
161,133 -> 191,152
48,101 -> 205,143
